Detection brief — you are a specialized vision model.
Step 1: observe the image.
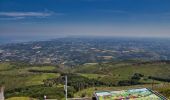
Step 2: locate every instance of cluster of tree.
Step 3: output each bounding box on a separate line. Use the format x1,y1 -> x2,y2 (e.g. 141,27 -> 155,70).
131,73 -> 144,80
118,73 -> 144,86
148,76 -> 170,82
132,60 -> 170,66
43,73 -> 115,92
44,73 -> 145,93
28,69 -> 60,73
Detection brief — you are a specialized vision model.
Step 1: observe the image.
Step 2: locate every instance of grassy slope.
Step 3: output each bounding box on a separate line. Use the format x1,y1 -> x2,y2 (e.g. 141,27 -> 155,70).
74,62 -> 170,98
0,63 -> 62,99
78,73 -> 107,79
1,61 -> 170,99
0,63 -> 12,71
75,62 -> 170,80
0,63 -> 59,90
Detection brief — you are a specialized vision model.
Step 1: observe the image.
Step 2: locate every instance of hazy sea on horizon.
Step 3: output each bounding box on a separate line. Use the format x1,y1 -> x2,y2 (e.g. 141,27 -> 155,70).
1,36 -> 170,45
0,37 -> 53,45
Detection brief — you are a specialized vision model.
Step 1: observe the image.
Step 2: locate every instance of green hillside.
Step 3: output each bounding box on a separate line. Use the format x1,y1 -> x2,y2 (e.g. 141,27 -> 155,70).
0,61 -> 170,99
75,61 -> 170,80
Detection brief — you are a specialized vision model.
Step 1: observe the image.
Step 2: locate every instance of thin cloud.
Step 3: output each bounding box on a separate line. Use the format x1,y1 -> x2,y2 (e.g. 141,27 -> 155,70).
0,17 -> 25,20
0,11 -> 63,20
0,12 -> 51,17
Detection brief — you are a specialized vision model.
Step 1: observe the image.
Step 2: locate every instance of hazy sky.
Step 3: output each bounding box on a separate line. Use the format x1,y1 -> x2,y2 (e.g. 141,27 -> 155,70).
1,0 -> 170,42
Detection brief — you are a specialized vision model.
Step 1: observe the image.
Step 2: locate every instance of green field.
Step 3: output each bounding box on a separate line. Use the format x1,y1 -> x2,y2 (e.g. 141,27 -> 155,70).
0,63 -> 64,99
0,61 -> 170,99
0,63 -> 59,90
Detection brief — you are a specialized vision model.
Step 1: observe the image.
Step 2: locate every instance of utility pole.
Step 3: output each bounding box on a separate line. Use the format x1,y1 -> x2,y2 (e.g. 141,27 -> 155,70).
64,75 -> 67,100
152,79 -> 154,90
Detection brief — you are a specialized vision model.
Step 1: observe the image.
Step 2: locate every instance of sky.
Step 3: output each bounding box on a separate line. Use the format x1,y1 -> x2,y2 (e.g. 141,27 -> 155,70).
0,0 -> 170,43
